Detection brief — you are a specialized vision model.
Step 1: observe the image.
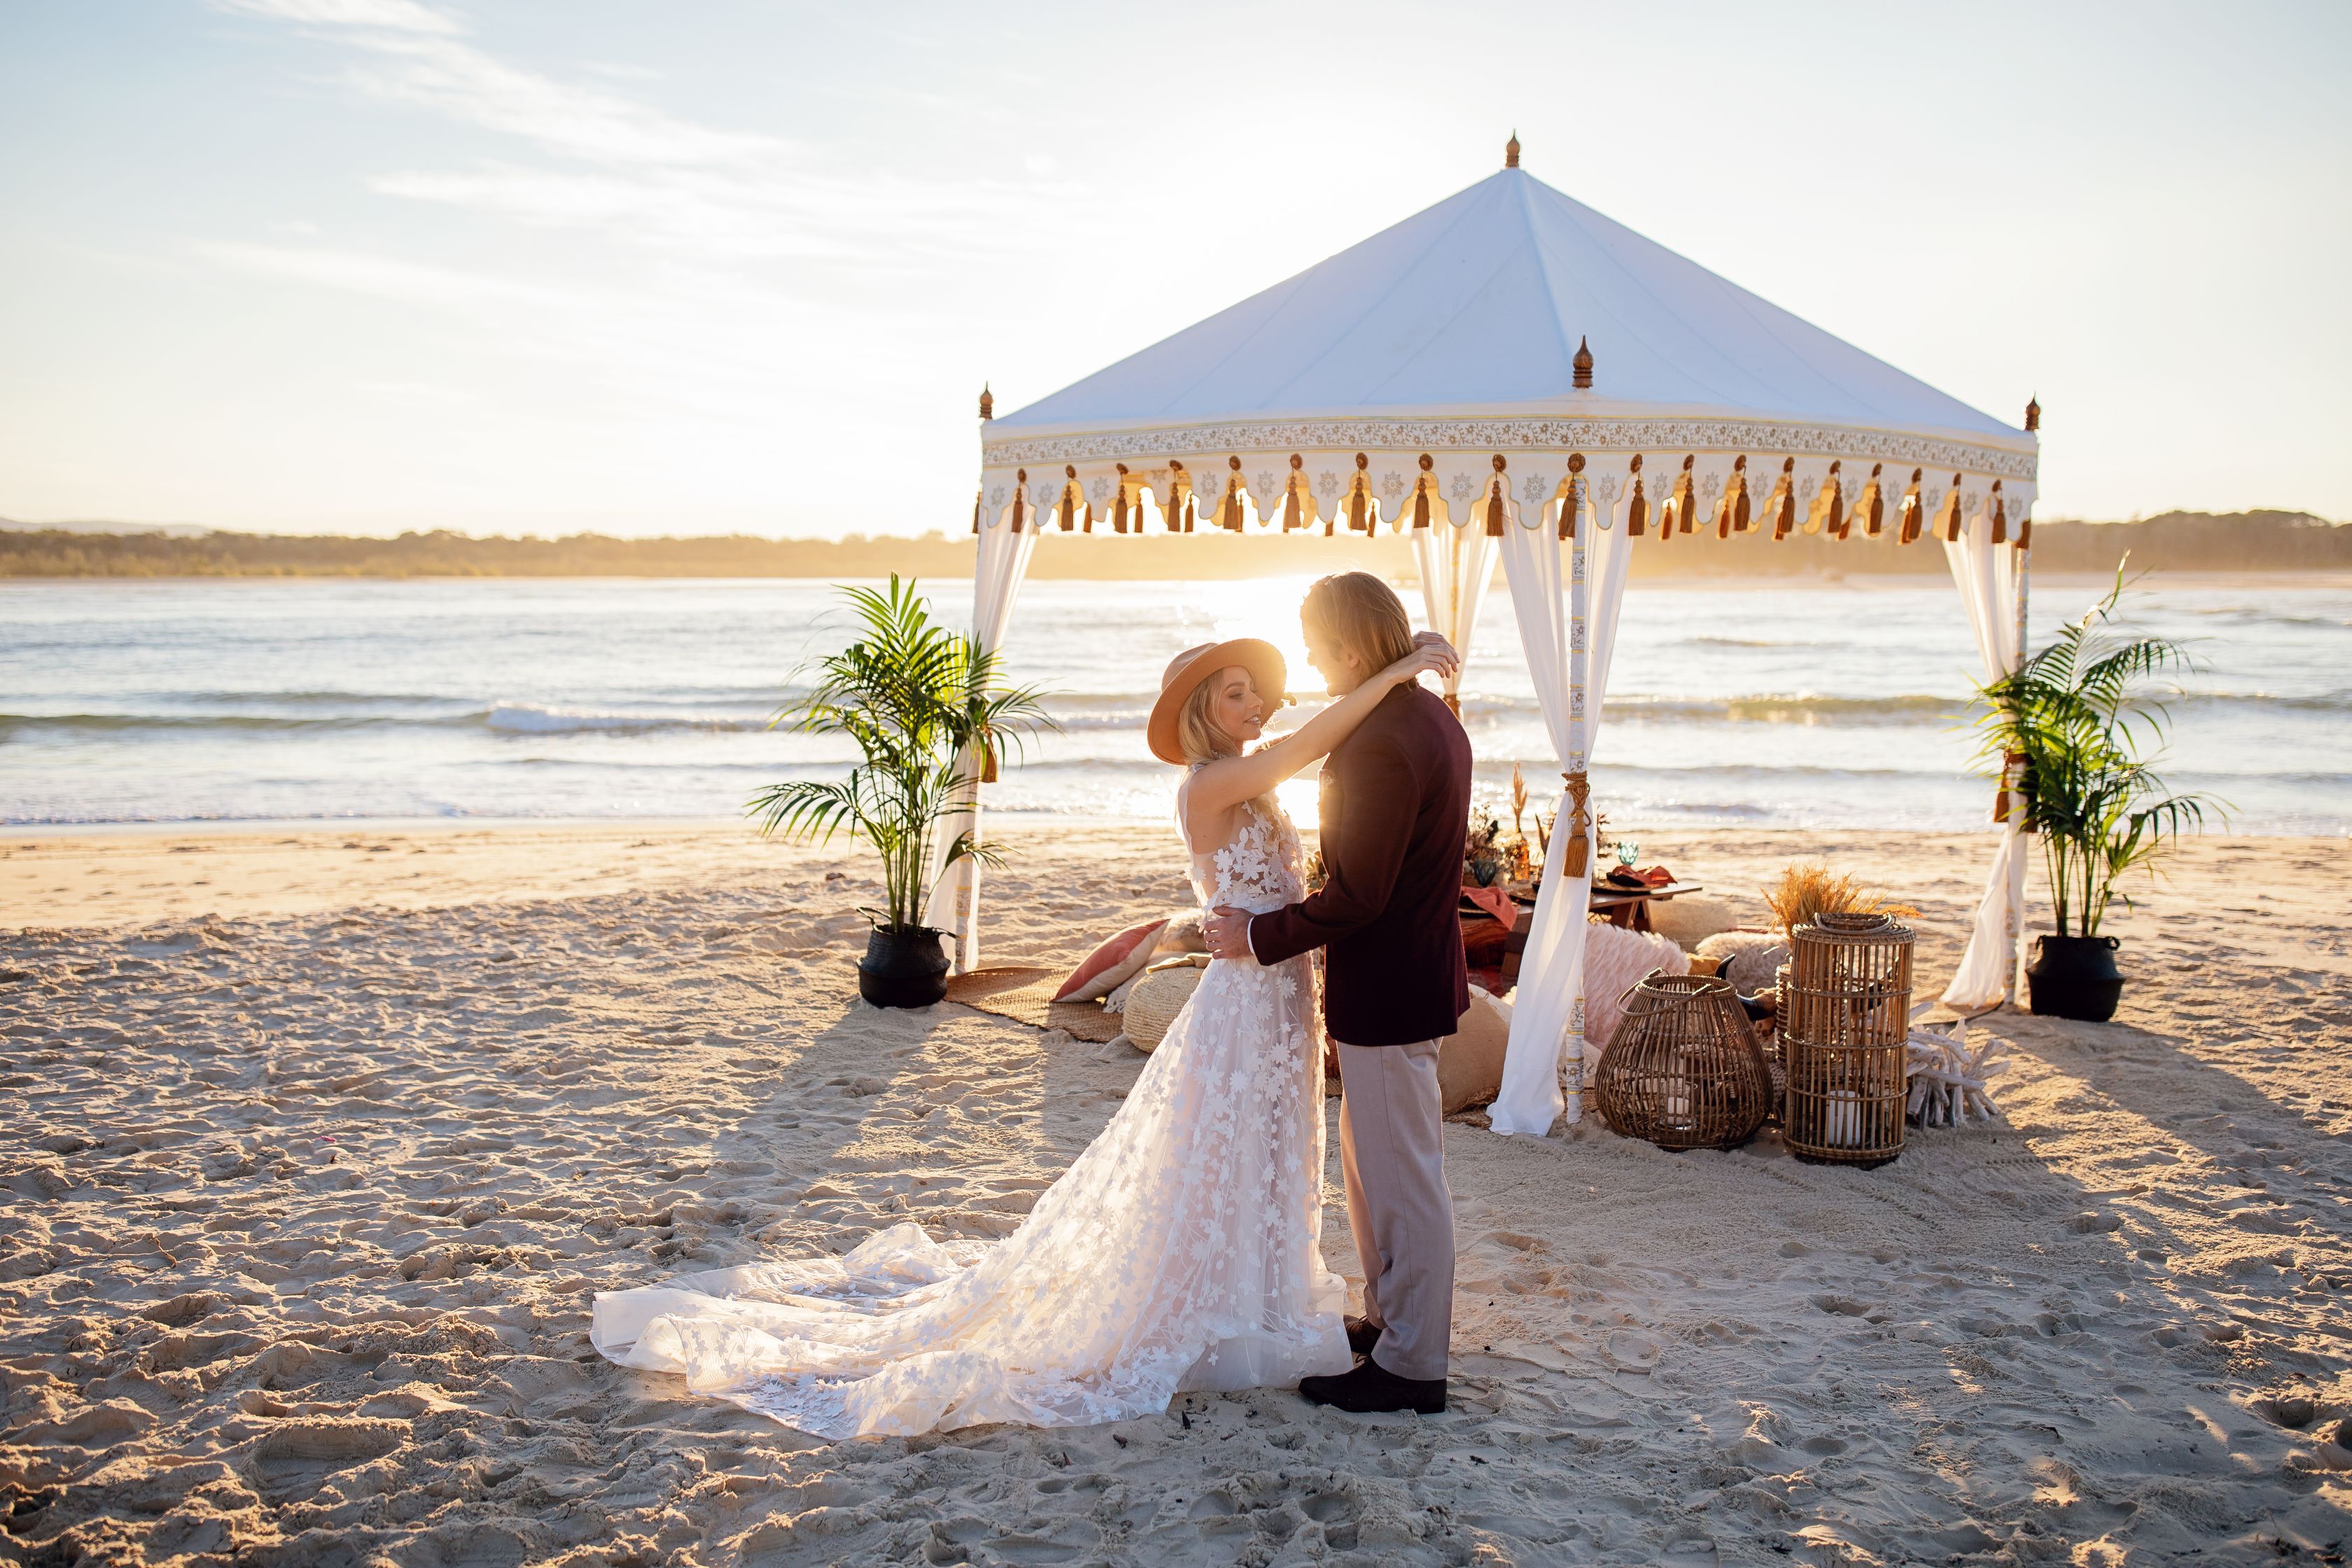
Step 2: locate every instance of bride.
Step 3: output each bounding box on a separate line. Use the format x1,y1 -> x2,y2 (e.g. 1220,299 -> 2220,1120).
591,631 -> 1459,1438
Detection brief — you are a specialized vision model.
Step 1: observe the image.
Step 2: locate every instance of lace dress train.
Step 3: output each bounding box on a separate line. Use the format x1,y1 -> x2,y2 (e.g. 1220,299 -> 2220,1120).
590,791 -> 1350,1438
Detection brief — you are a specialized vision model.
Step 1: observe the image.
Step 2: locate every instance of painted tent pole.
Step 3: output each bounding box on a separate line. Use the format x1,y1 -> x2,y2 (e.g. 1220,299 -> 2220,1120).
2010,400 -> 2038,1007
935,386 -> 1046,974
1938,475 -> 2031,1014
939,503 -> 993,976
1560,473 -> 1593,1118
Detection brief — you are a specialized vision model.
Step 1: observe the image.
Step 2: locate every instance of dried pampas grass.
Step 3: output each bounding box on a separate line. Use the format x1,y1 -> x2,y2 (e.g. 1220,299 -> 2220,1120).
1763,861 -> 1917,935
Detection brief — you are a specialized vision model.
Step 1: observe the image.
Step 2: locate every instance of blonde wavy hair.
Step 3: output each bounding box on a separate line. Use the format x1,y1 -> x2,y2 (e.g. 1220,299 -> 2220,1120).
1175,670 -> 1246,764
1302,571 -> 1415,673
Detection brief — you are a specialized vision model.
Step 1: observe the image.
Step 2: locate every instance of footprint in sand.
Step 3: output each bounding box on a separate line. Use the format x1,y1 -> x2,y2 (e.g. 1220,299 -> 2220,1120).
250,1418 -> 406,1497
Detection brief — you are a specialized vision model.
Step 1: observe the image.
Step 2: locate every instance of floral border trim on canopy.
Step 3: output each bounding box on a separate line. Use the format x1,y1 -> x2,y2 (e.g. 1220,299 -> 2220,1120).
981,414 -> 2036,482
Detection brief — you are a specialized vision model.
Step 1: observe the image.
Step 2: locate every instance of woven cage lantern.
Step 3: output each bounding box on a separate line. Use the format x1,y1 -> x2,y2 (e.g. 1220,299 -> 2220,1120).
1779,912 -> 1914,1167
1592,972 -> 1774,1152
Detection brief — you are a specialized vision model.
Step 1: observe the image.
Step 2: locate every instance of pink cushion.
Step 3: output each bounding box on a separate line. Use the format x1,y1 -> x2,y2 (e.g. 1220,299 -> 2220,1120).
1055,918 -> 1169,1001
1582,923 -> 1690,1052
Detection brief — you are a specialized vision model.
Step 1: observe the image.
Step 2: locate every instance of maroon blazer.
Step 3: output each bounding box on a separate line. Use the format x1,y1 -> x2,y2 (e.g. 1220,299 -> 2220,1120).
1250,682 -> 1471,1046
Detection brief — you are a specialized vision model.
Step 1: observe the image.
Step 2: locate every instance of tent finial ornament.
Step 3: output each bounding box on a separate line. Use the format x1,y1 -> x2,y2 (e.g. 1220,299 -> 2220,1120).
1573,335 -> 1593,390
979,384 -> 993,421
1505,131 -> 1520,169
2024,396 -> 2040,432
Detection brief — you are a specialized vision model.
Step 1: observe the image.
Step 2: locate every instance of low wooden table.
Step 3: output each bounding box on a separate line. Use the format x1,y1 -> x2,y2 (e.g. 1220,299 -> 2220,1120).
1586,881 -> 1704,932
1460,880 -> 1706,990
1462,880 -> 1704,932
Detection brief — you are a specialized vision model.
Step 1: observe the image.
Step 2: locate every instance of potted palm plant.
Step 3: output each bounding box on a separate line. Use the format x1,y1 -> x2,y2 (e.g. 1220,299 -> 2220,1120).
750,578 -> 1054,1008
1975,571 -> 2219,1021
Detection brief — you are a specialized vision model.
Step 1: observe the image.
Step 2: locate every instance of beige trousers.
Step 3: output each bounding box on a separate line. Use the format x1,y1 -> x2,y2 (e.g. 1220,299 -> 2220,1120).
1334,1038 -> 1454,1380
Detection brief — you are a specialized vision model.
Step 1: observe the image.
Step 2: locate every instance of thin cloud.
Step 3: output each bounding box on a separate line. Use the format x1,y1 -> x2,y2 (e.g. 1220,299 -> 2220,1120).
209,0 -> 1056,241
216,0 -> 463,35
194,234 -> 965,423
368,163 -> 1048,267
197,0 -> 1051,440
217,0 -> 769,167
194,239 -> 582,310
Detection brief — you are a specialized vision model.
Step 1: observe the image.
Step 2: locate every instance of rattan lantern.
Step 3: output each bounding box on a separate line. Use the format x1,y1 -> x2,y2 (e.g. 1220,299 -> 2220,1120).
1779,911 -> 1914,1167
1592,972 -> 1774,1152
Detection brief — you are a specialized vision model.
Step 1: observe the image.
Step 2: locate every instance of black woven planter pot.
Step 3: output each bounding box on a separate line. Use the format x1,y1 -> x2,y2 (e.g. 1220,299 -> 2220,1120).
2026,933 -> 2124,1022
858,925 -> 949,1009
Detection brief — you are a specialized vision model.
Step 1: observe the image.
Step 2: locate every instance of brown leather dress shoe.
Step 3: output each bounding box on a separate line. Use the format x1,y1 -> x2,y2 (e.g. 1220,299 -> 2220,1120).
1298,1357 -> 1446,1415
1345,1315 -> 1382,1357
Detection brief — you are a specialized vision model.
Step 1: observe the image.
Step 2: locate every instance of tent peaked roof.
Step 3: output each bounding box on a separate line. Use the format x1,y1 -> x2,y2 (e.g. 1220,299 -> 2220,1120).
995,167 -> 2015,440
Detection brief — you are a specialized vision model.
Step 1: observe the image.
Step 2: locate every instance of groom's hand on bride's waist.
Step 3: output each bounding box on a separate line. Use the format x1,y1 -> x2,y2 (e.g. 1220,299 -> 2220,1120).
1204,906 -> 1258,962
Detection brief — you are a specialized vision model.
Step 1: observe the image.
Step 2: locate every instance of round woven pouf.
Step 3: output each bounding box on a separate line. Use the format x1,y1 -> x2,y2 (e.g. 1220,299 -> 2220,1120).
1592,972 -> 1774,1152
1779,911 -> 1913,1168
1122,955 -> 1206,1052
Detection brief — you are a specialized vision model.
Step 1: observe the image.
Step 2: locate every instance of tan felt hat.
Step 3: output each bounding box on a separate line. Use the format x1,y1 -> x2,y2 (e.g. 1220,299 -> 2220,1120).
1146,638 -> 1287,765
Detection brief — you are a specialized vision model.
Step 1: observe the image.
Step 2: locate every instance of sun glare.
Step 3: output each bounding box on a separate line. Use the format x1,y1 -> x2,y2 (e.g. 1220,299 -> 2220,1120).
1204,573 -> 1398,832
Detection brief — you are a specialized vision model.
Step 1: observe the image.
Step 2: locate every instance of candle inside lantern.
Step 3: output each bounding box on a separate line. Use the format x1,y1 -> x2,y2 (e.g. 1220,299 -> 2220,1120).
1826,1088 -> 1863,1147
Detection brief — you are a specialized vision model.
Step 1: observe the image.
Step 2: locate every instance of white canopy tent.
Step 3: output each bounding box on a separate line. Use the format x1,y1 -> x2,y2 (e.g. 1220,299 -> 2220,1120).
937,143 -> 2038,1136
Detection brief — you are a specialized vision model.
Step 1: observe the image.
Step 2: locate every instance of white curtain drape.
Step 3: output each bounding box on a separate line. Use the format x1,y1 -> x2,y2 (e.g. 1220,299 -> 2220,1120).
1940,503 -> 2028,1011
927,504 -> 1039,973
1411,515 -> 1495,713
1489,485 -> 1635,1135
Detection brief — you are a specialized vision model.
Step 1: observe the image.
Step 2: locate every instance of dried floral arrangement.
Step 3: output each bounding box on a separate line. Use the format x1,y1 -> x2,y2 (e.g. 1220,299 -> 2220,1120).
1464,809 -> 1536,888
1762,862 -> 1917,935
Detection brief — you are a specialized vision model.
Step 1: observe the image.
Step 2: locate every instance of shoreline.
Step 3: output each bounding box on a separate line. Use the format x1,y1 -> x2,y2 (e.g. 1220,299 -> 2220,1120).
8,812 -> 2337,844
7,818 -> 2344,935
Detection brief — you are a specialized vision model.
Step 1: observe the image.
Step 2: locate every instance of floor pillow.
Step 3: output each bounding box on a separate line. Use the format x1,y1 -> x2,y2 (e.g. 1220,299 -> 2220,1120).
1694,930 -> 1790,995
1436,986 -> 1512,1114
1582,922 -> 1690,1054
1648,893 -> 1743,952
1153,911 -> 1209,955
1055,917 -> 1169,1002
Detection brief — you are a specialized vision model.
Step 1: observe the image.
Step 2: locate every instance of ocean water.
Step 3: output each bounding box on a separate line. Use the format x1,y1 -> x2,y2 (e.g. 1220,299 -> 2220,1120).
3,576 -> 2345,836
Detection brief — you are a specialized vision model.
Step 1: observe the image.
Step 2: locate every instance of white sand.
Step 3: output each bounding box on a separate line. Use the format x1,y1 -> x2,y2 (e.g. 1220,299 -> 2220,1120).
2,822 -> 2347,1566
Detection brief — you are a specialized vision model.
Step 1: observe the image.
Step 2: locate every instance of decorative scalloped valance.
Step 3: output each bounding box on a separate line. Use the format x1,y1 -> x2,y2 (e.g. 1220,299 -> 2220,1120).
973,413 -> 2038,551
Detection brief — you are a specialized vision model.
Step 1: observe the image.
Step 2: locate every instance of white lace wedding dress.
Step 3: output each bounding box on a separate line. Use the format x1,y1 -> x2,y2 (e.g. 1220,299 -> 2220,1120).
590,783 -> 1351,1438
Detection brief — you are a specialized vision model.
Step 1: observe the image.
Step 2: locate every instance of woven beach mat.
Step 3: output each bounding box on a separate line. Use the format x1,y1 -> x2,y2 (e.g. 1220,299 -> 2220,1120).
941,966 -> 1128,1044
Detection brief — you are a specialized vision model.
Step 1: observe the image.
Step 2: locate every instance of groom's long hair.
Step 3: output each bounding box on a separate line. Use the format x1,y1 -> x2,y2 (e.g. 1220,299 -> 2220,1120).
1303,572 -> 1417,674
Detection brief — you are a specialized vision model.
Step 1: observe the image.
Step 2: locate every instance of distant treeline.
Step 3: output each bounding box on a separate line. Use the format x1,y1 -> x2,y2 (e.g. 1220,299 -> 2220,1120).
2,510 -> 2343,580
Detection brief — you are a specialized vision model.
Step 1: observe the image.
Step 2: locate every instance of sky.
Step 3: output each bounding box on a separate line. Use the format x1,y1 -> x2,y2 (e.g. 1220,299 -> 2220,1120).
2,1 -> 2346,539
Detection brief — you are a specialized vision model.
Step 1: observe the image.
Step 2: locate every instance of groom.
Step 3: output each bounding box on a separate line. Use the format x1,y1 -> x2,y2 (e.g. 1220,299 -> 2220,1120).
1205,571 -> 1472,1415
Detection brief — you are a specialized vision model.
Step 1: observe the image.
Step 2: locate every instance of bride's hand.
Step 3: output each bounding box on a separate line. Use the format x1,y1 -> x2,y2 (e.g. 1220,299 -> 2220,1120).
1387,631 -> 1459,686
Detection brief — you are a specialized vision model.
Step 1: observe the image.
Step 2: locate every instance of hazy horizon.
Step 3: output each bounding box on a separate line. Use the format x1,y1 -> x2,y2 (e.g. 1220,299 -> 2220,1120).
8,506 -> 2347,547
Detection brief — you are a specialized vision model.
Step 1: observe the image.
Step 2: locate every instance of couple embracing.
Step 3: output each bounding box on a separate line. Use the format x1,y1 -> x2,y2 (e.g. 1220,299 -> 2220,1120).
594,573 -> 1476,1438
